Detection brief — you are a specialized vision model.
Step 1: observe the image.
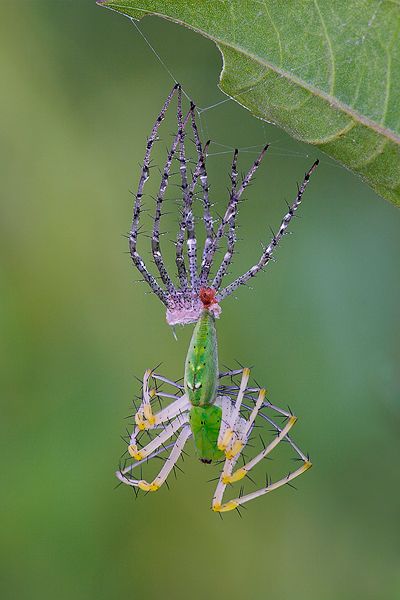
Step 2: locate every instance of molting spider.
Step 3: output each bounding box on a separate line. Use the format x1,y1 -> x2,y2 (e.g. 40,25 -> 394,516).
117,84 -> 318,512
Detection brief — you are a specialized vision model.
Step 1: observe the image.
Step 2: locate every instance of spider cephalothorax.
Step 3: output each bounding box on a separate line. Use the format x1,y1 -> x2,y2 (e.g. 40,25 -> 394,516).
128,83 -> 318,327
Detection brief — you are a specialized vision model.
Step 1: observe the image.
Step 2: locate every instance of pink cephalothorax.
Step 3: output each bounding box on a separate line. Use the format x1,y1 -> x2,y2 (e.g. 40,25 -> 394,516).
166,287 -> 221,326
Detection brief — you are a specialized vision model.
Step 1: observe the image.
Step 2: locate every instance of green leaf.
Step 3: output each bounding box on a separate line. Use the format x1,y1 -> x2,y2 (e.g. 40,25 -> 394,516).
97,0 -> 400,207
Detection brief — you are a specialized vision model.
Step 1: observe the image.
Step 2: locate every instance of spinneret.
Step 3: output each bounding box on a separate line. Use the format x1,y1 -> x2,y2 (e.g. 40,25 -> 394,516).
128,85 -> 319,326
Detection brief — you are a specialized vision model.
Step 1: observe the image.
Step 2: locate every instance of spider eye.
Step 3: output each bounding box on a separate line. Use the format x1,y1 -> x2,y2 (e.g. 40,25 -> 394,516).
194,382 -> 202,389
187,382 -> 194,390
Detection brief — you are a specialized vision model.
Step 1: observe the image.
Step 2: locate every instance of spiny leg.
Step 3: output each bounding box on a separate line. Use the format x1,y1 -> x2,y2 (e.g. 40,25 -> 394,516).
173,102 -> 211,294
183,116 -> 211,293
118,424 -> 192,492
151,373 -> 184,390
218,368 -> 244,379
134,368 -> 158,429
212,148 -> 239,290
217,367 -> 251,457
212,403 -> 311,512
215,385 -> 265,476
134,384 -> 190,432
218,159 -> 319,301
151,106 -> 192,294
117,441 -> 175,484
128,411 -> 189,461
132,368 -> 190,439
218,376 -> 310,462
213,460 -> 312,512
218,409 -> 297,487
129,84 -> 179,305
243,401 -> 310,464
214,396 -> 234,454
189,106 -> 214,282
200,145 -> 269,287
175,87 -> 191,290
218,371 -> 310,462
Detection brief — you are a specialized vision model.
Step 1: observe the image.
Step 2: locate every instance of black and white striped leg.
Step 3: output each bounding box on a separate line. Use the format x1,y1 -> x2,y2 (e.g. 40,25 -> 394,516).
217,160 -> 319,301
189,106 -> 214,285
129,84 -> 180,304
212,148 -> 239,290
200,145 -> 269,287
175,87 -> 190,290
151,106 -> 191,294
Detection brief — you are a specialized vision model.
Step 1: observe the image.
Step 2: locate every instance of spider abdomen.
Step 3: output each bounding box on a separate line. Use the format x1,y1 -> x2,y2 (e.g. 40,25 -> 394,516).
189,405 -> 224,463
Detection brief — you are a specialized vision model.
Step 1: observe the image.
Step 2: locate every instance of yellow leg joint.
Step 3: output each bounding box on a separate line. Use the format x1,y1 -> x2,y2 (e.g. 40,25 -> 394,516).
218,429 -> 233,451
222,467 -> 247,485
128,445 -> 146,461
225,440 -> 243,459
135,413 -> 146,430
143,404 -> 156,425
212,500 -> 239,513
137,480 -> 160,492
288,415 -> 298,426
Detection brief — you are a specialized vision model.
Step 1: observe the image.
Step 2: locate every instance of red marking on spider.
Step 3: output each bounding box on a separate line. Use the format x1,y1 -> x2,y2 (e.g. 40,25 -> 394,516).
199,287 -> 218,309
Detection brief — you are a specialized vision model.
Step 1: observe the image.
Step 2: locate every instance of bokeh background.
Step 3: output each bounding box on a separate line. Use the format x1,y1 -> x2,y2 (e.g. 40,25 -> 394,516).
1,2 -> 400,599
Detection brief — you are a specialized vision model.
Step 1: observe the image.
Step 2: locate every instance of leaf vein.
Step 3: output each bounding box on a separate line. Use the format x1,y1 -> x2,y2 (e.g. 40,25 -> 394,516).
313,0 -> 336,94
262,1 -> 283,66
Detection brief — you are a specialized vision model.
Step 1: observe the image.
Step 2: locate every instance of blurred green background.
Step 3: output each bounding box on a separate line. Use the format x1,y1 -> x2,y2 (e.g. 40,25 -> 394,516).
1,2 -> 399,599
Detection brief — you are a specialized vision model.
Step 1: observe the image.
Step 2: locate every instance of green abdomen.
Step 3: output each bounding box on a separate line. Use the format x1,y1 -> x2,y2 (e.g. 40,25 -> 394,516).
184,310 -> 218,407
189,405 -> 224,463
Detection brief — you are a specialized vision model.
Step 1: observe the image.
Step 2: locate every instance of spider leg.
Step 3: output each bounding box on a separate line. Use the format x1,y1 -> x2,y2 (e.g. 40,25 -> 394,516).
152,106 -> 191,294
217,367 -> 250,455
131,369 -> 190,444
212,405 -> 311,512
129,84 -> 179,305
151,373 -> 184,390
243,402 -> 310,463
189,107 -> 213,287
211,148 -> 239,290
173,101 -> 211,294
128,412 -> 189,461
213,461 -> 311,512
214,396 -> 234,451
201,145 -> 269,287
218,368 -> 244,379
175,87 -> 191,290
117,423 -> 192,492
217,159 -> 319,301
133,368 -> 158,429
184,107 -> 211,293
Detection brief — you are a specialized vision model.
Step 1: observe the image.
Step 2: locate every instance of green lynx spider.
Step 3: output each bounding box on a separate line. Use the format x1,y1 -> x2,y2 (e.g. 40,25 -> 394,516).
116,85 -> 318,512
